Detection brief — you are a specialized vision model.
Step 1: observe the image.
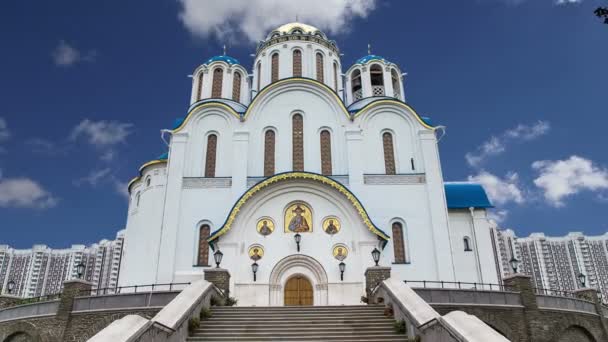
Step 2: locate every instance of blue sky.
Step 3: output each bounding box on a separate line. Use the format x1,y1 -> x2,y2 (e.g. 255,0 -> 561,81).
1,0 -> 607,248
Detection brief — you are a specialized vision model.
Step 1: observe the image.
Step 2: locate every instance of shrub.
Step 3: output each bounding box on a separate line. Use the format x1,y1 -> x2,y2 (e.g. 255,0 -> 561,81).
394,319 -> 407,334
188,317 -> 200,334
225,297 -> 238,306
200,307 -> 212,320
210,296 -> 220,306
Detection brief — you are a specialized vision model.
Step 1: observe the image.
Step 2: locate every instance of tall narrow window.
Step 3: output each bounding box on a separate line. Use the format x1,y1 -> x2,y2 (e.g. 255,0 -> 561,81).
320,130 -> 332,175
211,68 -> 223,98
257,62 -> 262,91
351,70 -> 362,101
205,134 -> 217,177
197,225 -> 210,266
316,53 -> 324,82
293,50 -> 302,77
197,73 -> 204,101
292,114 -> 304,171
264,130 -> 275,177
232,72 -> 242,102
271,53 -> 279,82
392,222 -> 406,263
370,64 -> 385,96
464,237 -> 472,252
383,132 -> 396,175
135,192 -> 141,207
333,62 -> 339,91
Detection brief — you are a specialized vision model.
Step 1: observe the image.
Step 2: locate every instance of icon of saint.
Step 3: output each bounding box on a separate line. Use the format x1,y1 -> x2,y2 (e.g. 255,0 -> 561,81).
259,220 -> 272,236
251,248 -> 262,261
335,247 -> 346,260
325,219 -> 338,235
288,205 -> 310,232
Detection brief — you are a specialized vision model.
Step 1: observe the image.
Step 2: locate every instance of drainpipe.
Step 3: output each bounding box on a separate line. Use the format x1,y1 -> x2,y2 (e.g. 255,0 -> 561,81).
469,207 -> 484,283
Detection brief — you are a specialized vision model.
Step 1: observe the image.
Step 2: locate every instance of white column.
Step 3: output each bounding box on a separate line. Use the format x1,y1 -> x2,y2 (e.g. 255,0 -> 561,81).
470,208 -> 500,283
155,132 -> 188,283
232,130 -> 249,200
382,67 -> 394,98
224,69 -> 234,100
361,67 -> 372,98
419,130 -> 456,281
345,128 -> 364,191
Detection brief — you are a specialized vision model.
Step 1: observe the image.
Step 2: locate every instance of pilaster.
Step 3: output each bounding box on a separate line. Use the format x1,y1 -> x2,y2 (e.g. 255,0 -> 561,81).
232,130 -> 250,199
345,129 -> 364,190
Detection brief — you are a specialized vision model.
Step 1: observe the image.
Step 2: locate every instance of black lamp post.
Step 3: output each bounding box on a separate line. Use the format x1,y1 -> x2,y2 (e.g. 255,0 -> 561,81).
294,233 -> 302,252
214,249 -> 224,268
371,248 -> 381,266
76,263 -> 86,279
509,256 -> 519,274
578,273 -> 586,288
7,280 -> 15,295
339,262 -> 346,281
252,262 -> 259,282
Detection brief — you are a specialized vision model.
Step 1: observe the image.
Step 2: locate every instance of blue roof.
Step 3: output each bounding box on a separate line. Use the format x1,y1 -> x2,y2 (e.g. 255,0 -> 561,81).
355,54 -> 387,64
172,118 -> 185,129
157,152 -> 168,160
444,183 -> 493,209
421,116 -> 433,126
206,55 -> 240,65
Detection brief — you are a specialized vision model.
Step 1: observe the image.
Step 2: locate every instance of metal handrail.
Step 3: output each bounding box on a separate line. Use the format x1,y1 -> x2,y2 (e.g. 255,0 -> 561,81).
79,282 -> 191,296
533,287 -> 579,299
404,280 -> 517,292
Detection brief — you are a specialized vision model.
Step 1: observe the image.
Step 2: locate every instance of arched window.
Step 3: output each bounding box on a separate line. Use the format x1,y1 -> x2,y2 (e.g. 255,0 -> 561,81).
145,176 -> 151,187
464,237 -> 472,251
135,192 -> 141,207
211,68 -> 223,98
293,50 -> 302,77
383,132 -> 396,175
205,134 -> 217,177
264,130 -> 275,177
292,114 -> 304,171
351,69 -> 362,101
197,224 -> 211,266
256,62 -> 262,91
391,69 -> 401,99
370,64 -> 385,96
232,72 -> 242,102
197,72 -> 204,101
333,62 -> 339,91
316,53 -> 324,82
392,222 -> 407,263
320,130 -> 332,175
271,53 -> 279,82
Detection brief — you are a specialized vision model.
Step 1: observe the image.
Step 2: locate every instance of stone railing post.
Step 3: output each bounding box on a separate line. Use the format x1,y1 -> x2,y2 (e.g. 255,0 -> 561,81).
204,268 -> 231,298
503,274 -> 536,341
574,288 -> 608,340
364,266 -> 391,303
0,295 -> 21,309
57,279 -> 93,340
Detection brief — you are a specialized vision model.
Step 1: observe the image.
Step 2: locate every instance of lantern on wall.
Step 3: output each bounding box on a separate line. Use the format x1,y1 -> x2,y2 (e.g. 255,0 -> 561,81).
509,257 -> 520,274
578,273 -> 587,288
339,262 -> 346,281
294,233 -> 302,252
76,263 -> 86,279
252,262 -> 259,282
371,248 -> 381,266
214,249 -> 224,268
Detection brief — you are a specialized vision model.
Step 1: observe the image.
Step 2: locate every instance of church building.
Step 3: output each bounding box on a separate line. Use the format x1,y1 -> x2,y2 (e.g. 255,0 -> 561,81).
118,22 -> 498,306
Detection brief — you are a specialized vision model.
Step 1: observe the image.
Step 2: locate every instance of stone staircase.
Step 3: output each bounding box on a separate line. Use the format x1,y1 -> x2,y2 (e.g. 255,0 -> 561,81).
187,305 -> 407,341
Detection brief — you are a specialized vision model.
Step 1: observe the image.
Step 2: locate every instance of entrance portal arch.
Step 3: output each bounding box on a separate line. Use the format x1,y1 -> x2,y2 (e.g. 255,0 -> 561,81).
269,254 -> 328,306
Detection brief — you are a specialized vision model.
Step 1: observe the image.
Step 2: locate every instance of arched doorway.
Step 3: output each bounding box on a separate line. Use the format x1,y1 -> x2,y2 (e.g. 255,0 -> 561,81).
284,275 -> 313,306
269,254 -> 329,306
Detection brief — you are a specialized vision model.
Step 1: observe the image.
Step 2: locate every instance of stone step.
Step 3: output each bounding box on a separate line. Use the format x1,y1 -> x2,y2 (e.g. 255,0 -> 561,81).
211,305 -> 383,311
210,312 -> 385,319
186,333 -> 407,341
194,325 -> 395,333
204,315 -> 392,322
211,308 -> 383,314
199,321 -> 394,328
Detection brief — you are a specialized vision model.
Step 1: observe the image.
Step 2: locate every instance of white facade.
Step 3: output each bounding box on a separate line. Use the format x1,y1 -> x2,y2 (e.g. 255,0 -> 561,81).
0,230 -> 124,297
491,227 -> 608,300
119,22 -> 499,306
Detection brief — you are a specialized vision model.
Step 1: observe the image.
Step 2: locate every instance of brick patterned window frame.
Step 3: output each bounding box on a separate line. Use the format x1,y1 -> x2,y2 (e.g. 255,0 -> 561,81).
257,62 -> 262,91
292,114 -> 304,171
197,72 -> 204,101
271,53 -> 279,82
333,62 -> 338,91
205,134 -> 218,178
197,225 -> 211,266
293,50 -> 302,77
232,72 -> 242,102
316,53 -> 324,82
392,222 -> 407,264
211,68 -> 223,98
320,130 -> 332,175
264,130 -> 275,177
383,132 -> 396,175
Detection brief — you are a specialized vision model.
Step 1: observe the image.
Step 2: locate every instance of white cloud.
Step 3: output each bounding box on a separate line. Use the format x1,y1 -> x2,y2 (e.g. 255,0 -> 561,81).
0,118 -> 9,142
52,41 -> 97,67
487,209 -> 509,223
555,0 -> 582,5
532,156 -> 608,207
0,174 -> 57,209
74,168 -> 112,187
26,138 -> 69,156
70,119 -> 133,147
113,179 -> 130,200
177,0 -> 377,43
466,121 -> 550,168
468,171 -> 525,206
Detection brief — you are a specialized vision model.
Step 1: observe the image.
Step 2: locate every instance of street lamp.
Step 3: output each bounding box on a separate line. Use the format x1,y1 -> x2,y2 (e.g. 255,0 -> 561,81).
7,280 -> 15,295
578,273 -> 586,288
371,248 -> 381,266
294,233 -> 302,252
213,249 -> 224,268
76,263 -> 86,279
509,256 -> 520,274
252,262 -> 259,282
339,262 -> 346,281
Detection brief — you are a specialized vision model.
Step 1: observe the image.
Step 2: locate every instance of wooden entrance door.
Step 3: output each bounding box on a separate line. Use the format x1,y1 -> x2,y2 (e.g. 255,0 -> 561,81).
284,276 -> 313,306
